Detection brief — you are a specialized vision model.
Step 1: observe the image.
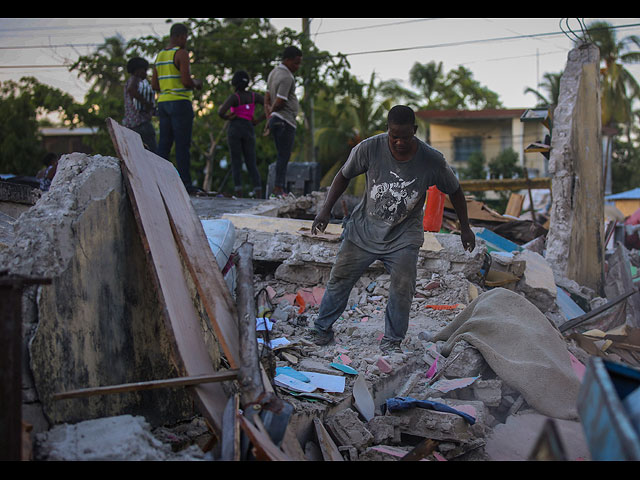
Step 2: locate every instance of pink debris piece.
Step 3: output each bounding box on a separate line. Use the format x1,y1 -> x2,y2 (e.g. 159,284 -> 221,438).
265,285 -> 277,300
569,353 -> 586,380
339,354 -> 352,365
426,357 -> 438,379
377,357 -> 392,374
312,286 -> 325,305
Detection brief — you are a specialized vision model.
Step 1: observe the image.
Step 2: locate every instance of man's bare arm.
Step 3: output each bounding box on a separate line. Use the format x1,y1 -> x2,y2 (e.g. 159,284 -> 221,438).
312,170 -> 351,235
448,185 -> 475,252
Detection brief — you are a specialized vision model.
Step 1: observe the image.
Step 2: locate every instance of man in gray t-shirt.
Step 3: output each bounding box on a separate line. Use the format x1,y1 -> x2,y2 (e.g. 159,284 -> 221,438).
309,105 -> 475,353
265,46 -> 302,197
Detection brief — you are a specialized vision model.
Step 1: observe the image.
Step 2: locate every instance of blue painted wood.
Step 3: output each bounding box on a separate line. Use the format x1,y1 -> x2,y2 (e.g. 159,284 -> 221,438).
577,357 -> 640,460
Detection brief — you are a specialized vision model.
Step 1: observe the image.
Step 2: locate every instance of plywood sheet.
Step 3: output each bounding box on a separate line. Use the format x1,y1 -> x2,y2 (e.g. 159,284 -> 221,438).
106,118 -> 239,433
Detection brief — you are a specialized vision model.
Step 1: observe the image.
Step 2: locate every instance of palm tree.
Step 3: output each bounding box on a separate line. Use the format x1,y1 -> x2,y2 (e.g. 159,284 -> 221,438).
524,72 -> 563,108
587,20 -> 640,131
314,72 -> 393,195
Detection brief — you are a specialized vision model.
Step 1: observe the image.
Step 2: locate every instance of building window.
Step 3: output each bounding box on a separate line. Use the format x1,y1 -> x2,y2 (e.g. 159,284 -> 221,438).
454,136 -> 482,162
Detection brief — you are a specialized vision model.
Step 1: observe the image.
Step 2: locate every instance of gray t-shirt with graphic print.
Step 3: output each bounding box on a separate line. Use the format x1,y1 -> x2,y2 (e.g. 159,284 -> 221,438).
341,133 -> 459,254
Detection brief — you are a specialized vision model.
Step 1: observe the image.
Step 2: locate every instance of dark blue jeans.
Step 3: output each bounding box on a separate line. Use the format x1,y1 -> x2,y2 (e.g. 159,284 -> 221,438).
131,120 -> 157,154
227,119 -> 261,193
315,239 -> 419,342
158,100 -> 194,188
268,116 -> 296,189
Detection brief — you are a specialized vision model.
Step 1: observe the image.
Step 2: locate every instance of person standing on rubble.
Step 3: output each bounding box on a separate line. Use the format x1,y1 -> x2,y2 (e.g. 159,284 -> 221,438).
264,46 -> 302,198
218,70 -> 266,199
308,105 -> 476,354
152,22 -> 203,194
123,57 -> 157,153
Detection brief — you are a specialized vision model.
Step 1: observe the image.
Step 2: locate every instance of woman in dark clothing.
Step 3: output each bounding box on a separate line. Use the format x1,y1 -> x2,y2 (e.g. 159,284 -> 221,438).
218,70 -> 265,198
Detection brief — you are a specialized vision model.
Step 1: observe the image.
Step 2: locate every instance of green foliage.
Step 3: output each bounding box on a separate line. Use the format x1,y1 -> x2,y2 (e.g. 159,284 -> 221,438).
459,151 -> 486,180
0,77 -> 80,175
409,61 -> 503,111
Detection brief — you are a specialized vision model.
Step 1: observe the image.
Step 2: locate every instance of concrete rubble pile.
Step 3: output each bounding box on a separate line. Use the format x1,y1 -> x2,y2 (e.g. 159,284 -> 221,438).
3,44 -> 639,460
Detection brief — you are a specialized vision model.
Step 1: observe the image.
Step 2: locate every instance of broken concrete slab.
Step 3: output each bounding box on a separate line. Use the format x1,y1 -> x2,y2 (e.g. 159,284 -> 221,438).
484,411 -> 590,461
34,415 -> 211,461
1,153 -> 205,433
388,404 -> 481,443
441,340 -> 488,378
514,249 -> 557,313
358,444 -> 413,461
324,408 -> 374,451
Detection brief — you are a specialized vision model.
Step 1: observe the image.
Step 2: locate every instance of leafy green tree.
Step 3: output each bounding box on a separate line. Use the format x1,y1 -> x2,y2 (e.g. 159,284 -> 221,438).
0,77 -> 79,175
458,151 -> 488,201
69,18 -> 350,193
487,148 -> 524,211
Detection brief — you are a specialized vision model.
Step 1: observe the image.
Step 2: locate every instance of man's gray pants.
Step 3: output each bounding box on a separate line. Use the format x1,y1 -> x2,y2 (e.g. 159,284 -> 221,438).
314,239 -> 419,342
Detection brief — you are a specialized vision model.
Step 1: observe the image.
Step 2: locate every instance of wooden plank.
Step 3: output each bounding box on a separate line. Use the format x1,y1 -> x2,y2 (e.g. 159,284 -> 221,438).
52,370 -> 239,400
153,159 -> 240,367
220,394 -> 241,461
399,438 -> 439,461
504,193 -> 525,217
238,414 -> 290,461
106,118 -> 232,434
314,417 -> 344,461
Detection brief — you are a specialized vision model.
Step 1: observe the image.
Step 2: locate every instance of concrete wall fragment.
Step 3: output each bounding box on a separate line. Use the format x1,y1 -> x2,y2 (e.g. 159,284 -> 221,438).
1,153 -> 196,433
546,43 -> 604,295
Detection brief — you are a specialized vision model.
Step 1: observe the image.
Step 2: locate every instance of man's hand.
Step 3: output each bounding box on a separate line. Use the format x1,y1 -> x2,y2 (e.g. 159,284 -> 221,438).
312,209 -> 331,235
460,226 -> 476,252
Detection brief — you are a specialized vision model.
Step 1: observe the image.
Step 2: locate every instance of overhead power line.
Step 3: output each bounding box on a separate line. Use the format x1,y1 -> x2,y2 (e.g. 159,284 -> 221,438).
1,21 -> 640,70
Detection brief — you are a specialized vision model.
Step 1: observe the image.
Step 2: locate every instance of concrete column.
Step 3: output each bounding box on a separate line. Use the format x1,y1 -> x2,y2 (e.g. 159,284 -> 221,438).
545,43 -> 604,295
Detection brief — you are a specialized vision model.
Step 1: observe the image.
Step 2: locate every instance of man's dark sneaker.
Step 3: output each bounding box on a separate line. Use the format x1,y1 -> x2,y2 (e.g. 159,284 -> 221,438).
380,338 -> 403,355
306,327 -> 334,346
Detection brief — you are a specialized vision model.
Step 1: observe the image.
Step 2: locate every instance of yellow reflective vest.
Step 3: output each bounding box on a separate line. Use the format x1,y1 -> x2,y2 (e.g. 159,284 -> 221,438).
155,47 -> 193,103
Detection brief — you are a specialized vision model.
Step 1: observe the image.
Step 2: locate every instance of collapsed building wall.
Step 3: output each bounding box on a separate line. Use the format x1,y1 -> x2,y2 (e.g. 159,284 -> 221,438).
546,43 -> 605,295
1,153 -> 201,435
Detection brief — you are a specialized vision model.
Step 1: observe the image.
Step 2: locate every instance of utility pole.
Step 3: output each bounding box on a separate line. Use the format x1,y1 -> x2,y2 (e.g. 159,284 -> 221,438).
302,18 -> 316,163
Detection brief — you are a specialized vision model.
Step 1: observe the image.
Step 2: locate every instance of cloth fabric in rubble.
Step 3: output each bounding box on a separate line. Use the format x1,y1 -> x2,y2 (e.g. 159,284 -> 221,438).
385,396 -> 476,425
432,288 -> 581,420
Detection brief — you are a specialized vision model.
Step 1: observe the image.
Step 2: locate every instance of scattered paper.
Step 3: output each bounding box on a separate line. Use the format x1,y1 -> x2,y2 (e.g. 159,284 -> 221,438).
257,337 -> 291,349
276,366 -> 310,383
299,371 -> 345,393
274,374 -> 316,393
256,317 -> 273,331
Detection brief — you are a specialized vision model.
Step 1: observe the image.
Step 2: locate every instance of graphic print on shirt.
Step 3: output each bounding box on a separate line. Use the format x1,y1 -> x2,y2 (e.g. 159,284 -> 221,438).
369,171 -> 421,224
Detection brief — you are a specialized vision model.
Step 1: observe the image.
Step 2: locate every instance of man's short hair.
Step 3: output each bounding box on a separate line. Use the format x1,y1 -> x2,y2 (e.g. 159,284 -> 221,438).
170,23 -> 188,38
387,105 -> 416,126
127,57 -> 149,74
282,46 -> 303,60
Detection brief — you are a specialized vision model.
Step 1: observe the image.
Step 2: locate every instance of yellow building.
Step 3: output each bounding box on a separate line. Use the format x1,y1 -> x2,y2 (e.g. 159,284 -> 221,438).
416,108 -> 550,178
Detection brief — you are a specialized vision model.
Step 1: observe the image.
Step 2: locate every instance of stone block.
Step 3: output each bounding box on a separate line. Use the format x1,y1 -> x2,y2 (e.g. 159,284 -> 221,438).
359,445 -> 412,461
472,379 -> 503,407
389,405 -> 478,443
514,250 -> 557,312
324,408 -> 374,451
442,340 -> 487,378
366,415 -> 405,445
